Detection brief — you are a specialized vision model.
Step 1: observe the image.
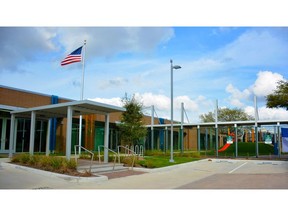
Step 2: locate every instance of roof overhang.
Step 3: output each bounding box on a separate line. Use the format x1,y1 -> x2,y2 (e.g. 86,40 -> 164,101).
147,119 -> 288,128
10,100 -> 126,119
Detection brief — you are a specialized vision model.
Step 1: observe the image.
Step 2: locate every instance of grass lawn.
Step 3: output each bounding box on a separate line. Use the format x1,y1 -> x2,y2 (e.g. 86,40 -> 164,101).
137,155 -> 200,168
217,142 -> 274,157
137,142 -> 277,168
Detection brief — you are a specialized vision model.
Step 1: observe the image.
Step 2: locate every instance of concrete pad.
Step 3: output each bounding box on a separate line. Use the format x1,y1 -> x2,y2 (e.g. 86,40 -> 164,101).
1,158 -> 288,189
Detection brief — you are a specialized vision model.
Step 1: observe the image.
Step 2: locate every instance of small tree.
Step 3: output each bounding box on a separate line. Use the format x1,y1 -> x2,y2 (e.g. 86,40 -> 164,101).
266,80 -> 288,110
118,94 -> 147,146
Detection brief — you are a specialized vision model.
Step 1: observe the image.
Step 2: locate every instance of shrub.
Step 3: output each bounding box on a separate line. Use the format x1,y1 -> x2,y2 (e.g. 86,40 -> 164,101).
11,154 -> 77,174
11,153 -> 31,164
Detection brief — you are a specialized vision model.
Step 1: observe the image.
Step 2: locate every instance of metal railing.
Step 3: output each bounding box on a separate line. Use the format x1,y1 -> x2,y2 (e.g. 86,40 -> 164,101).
130,145 -> 144,157
74,145 -> 94,173
98,145 -> 118,171
117,145 -> 137,170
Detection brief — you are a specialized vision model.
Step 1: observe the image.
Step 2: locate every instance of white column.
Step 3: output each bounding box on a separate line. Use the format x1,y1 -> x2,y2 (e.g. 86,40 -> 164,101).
215,100 -> 218,157
46,119 -> 51,156
197,125 -> 200,152
234,123 -> 238,158
66,106 -> 73,160
29,111 -> 36,155
181,102 -> 184,153
104,114 -> 110,163
9,114 -> 16,158
151,105 -> 154,150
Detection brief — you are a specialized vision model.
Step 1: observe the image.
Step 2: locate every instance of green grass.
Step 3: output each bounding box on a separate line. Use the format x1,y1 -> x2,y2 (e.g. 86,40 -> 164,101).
137,155 -> 200,168
136,142 -> 276,168
216,142 -> 274,157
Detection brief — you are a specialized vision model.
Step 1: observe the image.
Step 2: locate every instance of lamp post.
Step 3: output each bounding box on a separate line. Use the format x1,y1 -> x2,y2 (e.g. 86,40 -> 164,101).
170,59 -> 181,162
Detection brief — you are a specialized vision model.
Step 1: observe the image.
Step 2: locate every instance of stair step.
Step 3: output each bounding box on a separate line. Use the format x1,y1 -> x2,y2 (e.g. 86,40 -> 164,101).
77,162 -> 129,174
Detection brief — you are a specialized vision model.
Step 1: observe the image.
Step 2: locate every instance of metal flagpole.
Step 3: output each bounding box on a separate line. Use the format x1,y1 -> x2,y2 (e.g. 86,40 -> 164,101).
79,40 -> 86,154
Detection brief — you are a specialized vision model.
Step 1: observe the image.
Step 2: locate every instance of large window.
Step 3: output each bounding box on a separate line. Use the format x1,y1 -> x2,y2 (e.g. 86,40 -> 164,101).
16,119 -> 47,153
0,118 -> 11,152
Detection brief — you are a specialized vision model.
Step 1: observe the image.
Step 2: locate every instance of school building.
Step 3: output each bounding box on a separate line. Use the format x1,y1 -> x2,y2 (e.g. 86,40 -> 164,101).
2,85 -> 287,159
0,85 -> 200,158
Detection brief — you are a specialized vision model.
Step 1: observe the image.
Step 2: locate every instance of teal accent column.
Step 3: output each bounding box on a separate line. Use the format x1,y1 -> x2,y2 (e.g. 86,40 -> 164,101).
178,128 -> 182,153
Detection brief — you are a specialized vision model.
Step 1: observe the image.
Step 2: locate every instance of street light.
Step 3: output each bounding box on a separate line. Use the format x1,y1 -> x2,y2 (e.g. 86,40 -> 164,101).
170,59 -> 181,162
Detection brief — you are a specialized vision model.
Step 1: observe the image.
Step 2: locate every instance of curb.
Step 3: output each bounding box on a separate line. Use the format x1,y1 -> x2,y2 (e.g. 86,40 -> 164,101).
0,162 -> 108,183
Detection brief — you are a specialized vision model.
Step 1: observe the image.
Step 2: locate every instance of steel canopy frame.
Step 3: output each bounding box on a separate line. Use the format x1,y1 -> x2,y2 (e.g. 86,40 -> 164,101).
146,119 -> 288,158
8,100 -> 125,161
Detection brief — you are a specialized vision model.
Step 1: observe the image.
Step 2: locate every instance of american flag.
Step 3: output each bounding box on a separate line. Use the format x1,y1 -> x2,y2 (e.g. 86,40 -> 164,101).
61,46 -> 83,66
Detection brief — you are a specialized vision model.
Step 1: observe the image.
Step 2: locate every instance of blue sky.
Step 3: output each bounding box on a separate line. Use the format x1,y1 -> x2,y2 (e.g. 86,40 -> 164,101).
1,0 -> 288,122
1,26 -> 287,122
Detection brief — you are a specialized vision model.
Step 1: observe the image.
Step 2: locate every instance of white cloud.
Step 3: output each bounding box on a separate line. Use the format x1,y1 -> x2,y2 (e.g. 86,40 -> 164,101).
90,92 -> 214,123
0,27 -> 174,72
218,29 -> 288,67
0,27 -> 57,72
225,83 -> 251,107
245,106 -> 288,120
226,71 -> 285,107
56,27 -> 174,59
89,97 -> 123,108
251,71 -> 285,97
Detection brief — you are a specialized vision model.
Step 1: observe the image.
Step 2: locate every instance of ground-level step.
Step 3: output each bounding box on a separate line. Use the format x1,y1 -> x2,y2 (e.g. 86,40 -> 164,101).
76,159 -> 129,174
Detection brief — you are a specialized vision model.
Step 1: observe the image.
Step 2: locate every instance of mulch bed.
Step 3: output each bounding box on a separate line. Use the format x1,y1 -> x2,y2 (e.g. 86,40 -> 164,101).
99,170 -> 147,179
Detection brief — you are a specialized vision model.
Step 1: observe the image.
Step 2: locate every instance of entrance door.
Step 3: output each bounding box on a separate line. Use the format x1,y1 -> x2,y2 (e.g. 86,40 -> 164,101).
94,127 -> 104,151
16,119 -> 30,152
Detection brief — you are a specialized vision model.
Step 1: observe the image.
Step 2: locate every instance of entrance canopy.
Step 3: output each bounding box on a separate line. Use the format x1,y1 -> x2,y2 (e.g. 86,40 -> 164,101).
10,99 -> 125,119
9,100 -> 125,160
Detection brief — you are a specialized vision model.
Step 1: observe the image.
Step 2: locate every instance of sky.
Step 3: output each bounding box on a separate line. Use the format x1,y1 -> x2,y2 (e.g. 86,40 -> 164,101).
1,26 -> 287,122
1,1 -> 288,124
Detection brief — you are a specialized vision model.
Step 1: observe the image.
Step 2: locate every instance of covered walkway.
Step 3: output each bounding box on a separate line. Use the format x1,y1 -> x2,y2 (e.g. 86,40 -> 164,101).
8,100 -> 125,161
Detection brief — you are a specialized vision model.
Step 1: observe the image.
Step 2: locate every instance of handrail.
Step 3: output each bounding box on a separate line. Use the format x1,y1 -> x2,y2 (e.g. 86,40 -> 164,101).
98,145 -> 118,171
74,145 -> 94,173
117,145 -> 137,170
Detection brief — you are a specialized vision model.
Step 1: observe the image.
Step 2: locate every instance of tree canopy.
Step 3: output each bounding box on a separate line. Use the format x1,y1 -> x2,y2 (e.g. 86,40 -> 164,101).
199,107 -> 254,136
266,80 -> 288,110
118,94 -> 147,146
199,107 -> 254,123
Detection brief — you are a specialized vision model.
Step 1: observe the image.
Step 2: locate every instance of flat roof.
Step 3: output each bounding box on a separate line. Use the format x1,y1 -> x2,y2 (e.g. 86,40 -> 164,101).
147,119 -> 288,128
10,100 -> 126,118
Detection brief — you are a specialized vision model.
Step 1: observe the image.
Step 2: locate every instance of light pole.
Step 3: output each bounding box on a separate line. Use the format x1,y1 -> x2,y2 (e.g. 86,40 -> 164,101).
170,59 -> 181,162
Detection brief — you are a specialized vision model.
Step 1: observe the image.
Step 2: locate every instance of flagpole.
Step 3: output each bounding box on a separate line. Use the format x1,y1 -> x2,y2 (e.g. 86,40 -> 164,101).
79,40 -> 86,155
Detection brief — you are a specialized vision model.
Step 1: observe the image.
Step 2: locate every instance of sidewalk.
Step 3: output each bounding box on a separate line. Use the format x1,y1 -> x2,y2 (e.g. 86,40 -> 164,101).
1,157 -> 288,189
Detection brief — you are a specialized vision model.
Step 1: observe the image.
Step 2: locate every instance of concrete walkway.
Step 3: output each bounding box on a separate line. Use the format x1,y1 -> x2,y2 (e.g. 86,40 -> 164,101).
1,158 -> 288,189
